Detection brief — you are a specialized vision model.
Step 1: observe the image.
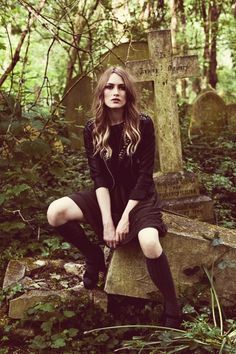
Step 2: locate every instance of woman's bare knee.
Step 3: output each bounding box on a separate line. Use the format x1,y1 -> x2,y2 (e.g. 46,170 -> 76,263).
138,227 -> 163,258
47,197 -> 84,227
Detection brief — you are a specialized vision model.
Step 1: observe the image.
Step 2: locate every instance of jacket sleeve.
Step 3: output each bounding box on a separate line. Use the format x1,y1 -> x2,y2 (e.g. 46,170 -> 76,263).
83,121 -> 109,190
129,117 -> 155,200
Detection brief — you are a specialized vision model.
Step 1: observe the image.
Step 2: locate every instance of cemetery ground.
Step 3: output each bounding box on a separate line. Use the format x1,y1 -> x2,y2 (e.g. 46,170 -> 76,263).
1,109 -> 236,353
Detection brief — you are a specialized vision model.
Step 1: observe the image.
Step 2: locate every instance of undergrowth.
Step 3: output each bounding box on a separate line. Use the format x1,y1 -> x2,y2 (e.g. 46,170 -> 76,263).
0,101 -> 236,353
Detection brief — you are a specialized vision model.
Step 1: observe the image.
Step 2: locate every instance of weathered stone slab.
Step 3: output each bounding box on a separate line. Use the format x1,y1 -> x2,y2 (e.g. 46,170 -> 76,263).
3,260 -> 26,289
9,287 -> 108,319
9,289 -> 68,319
105,212 -> 236,306
190,90 -> 227,137
162,195 -> 214,223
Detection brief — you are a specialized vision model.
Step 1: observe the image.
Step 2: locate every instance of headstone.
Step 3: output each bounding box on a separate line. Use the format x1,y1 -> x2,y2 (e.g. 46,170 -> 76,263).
105,212 -> 236,307
125,30 -> 214,222
227,103 -> 236,130
3,260 -> 26,289
190,90 -> 227,137
63,75 -> 93,147
126,30 -> 199,172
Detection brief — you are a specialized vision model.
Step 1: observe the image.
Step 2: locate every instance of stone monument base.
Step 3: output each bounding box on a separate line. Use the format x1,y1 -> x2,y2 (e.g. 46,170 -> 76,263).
154,171 -> 215,222
161,195 -> 214,223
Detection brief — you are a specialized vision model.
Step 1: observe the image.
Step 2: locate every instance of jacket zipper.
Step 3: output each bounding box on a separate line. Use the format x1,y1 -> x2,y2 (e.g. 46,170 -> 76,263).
104,158 -> 115,190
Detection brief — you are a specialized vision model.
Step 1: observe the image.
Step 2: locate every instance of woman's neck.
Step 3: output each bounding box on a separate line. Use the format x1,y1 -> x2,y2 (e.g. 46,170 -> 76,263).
108,108 -> 124,125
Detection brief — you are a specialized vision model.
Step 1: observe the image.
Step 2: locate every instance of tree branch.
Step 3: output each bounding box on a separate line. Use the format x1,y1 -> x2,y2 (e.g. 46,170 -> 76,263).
0,0 -> 46,88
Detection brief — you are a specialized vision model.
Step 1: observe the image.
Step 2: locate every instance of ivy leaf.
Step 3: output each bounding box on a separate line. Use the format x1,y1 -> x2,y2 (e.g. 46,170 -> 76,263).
41,320 -> 53,333
30,335 -> 49,349
63,310 -> 76,318
50,336 -> 66,348
68,328 -> 78,337
61,242 -> 71,250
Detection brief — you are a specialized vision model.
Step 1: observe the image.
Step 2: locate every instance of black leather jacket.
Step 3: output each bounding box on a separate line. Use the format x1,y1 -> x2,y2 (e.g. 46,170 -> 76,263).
83,114 -> 156,201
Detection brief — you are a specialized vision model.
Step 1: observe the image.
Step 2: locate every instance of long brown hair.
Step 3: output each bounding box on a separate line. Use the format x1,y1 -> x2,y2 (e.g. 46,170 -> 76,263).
91,66 -> 141,158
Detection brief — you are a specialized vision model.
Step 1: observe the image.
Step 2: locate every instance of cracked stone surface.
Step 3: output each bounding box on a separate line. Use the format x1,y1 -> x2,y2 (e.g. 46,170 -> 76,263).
105,212 -> 236,306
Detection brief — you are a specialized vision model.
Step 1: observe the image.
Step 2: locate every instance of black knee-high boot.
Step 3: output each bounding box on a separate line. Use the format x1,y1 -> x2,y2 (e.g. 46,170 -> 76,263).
55,221 -> 106,289
146,252 -> 181,328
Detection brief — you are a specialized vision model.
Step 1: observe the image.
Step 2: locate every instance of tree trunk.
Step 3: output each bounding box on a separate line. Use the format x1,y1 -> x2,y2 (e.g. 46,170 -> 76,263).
202,0 -> 221,88
202,1 -> 210,79
208,1 -> 221,88
178,0 -> 188,97
169,0 -> 178,54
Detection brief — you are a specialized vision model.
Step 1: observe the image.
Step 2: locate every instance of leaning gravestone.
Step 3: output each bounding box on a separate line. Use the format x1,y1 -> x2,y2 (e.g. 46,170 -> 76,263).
189,89 -> 227,137
105,211 -> 236,307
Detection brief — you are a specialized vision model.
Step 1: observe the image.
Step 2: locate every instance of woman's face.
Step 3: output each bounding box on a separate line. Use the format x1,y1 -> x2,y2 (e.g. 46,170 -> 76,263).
103,73 -> 127,109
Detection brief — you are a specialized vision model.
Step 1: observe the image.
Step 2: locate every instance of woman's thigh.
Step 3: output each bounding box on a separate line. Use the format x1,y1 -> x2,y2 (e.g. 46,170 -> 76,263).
47,196 -> 85,226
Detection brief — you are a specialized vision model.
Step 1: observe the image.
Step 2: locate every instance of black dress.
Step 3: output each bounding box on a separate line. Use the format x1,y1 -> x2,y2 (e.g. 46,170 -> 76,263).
69,121 -> 167,245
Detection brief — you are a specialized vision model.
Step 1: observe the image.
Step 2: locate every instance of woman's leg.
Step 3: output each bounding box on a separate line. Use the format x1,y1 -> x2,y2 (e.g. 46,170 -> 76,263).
47,197 -> 105,289
138,227 -> 181,328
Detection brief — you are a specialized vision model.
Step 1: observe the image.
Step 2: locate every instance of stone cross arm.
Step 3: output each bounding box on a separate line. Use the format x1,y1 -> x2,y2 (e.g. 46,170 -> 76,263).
126,55 -> 200,82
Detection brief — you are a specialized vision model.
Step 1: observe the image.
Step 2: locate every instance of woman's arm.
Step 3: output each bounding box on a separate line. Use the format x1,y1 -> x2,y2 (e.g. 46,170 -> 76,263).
83,121 -> 109,190
96,187 -> 119,248
115,199 -> 139,242
129,116 -> 155,200
116,117 -> 155,241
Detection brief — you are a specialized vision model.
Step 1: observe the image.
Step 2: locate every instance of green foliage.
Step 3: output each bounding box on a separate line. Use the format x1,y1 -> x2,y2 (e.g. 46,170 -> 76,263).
85,268 -> 236,353
181,109 -> 236,228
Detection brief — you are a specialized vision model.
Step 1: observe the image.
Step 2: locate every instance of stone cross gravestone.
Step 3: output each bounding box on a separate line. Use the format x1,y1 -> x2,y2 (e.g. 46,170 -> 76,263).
126,30 -> 214,222
126,30 -> 199,172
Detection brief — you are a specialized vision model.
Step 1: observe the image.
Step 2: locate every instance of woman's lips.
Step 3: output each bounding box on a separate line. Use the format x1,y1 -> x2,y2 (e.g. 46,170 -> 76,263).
111,98 -> 120,102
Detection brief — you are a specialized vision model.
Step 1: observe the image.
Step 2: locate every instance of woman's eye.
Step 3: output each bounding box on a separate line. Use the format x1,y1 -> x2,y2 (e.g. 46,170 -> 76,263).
105,85 -> 113,89
119,85 -> 126,91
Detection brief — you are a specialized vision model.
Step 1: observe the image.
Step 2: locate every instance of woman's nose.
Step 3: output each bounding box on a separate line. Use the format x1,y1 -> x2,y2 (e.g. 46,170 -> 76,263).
113,86 -> 119,95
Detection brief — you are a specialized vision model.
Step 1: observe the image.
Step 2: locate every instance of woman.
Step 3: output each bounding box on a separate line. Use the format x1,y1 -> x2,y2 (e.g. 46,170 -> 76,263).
47,66 -> 181,328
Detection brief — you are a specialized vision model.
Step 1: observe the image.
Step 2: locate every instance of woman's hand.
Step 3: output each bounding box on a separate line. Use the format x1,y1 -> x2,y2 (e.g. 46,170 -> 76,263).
116,216 -> 129,243
103,221 -> 118,249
